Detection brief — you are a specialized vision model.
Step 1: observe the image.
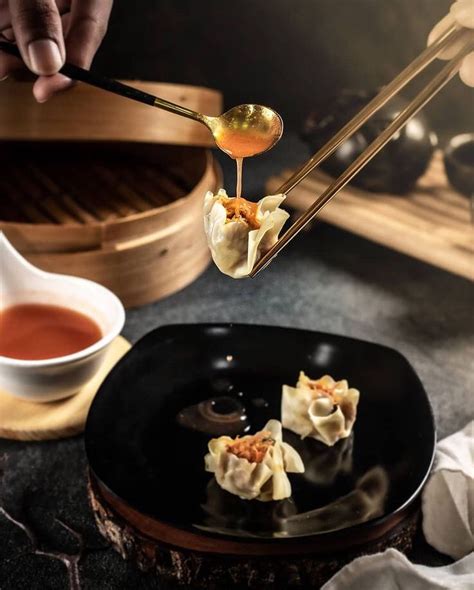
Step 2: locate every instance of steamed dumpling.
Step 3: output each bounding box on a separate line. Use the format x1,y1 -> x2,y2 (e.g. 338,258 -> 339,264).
203,189 -> 289,278
282,373 -> 360,446
204,419 -> 304,501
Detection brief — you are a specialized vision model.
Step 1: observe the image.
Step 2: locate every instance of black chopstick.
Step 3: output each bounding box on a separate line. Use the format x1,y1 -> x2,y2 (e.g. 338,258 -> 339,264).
0,41 -> 156,107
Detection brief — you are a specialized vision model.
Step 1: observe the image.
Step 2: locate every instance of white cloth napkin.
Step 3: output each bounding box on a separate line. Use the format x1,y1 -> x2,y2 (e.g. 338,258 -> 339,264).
321,422 -> 474,589
423,421 -> 474,559
321,548 -> 474,590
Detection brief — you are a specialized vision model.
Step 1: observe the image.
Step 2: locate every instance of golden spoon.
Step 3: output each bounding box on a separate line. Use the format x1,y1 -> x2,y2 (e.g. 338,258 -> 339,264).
0,42 -> 283,159
199,103 -> 284,158
149,95 -> 283,158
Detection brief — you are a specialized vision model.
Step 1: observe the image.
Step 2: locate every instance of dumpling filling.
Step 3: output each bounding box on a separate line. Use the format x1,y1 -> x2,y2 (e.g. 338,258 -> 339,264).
227,430 -> 274,463
221,195 -> 261,230
282,373 -> 360,447
203,189 -> 289,279
205,419 -> 304,501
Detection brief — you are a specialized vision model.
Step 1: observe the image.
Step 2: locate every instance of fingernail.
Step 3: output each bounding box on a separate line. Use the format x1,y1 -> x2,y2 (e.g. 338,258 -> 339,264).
0,75 -> 8,81
27,39 -> 63,75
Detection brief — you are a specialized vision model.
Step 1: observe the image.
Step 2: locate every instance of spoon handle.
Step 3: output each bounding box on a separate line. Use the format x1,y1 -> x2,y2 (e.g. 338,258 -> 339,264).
0,42 -> 203,123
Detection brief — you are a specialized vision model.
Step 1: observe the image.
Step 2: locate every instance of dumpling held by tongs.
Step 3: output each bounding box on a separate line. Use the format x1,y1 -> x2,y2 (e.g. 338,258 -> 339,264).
203,189 -> 289,278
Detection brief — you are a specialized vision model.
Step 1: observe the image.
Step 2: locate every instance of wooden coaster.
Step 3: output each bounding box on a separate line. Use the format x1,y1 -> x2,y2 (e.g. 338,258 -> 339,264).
0,336 -> 130,441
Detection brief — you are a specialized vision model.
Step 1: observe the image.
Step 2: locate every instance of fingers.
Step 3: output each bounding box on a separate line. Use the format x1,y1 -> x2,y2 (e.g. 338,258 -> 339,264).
64,0 -> 112,68
32,10 -> 71,101
451,0 -> 474,29
33,71 -> 72,101
427,13 -> 462,61
0,27 -> 21,78
0,0 -> 112,100
451,0 -> 474,86
0,0 -> 11,30
8,0 -> 65,75
33,0 -> 112,102
459,51 -> 474,86
0,52 -> 19,78
428,0 -> 474,77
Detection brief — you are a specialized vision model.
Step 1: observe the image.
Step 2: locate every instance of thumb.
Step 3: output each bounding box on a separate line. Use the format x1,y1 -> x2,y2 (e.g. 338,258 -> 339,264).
427,13 -> 461,61
451,0 -> 474,29
460,51 -> 474,86
9,0 -> 65,75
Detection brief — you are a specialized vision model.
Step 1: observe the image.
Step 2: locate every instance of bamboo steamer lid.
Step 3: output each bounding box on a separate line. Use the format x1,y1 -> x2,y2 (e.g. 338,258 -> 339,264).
0,79 -> 222,145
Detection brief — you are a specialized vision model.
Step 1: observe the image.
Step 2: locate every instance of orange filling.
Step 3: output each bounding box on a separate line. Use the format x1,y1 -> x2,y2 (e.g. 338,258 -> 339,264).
304,376 -> 342,404
227,431 -> 274,463
220,197 -> 261,230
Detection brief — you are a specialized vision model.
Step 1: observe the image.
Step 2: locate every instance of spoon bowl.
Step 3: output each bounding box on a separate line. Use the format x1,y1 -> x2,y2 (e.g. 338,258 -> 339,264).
204,104 -> 284,159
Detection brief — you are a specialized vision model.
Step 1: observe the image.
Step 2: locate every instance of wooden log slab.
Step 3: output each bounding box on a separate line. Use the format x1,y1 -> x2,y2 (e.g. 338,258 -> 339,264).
88,473 -> 419,589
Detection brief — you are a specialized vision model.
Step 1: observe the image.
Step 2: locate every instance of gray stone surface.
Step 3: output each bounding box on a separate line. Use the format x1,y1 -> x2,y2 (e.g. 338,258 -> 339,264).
1,135 -> 472,589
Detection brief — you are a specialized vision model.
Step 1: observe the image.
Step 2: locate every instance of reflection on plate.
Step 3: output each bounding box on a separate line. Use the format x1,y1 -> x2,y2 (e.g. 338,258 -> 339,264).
293,432 -> 354,487
198,463 -> 388,538
85,324 -> 435,541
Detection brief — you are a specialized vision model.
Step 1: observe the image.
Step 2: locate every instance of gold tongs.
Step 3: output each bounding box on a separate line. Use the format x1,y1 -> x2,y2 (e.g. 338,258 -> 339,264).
250,24 -> 474,277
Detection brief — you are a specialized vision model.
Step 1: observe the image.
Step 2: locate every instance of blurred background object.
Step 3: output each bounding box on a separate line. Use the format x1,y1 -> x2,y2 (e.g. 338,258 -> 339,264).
301,90 -> 438,194
443,133 -> 474,197
90,0 -> 471,141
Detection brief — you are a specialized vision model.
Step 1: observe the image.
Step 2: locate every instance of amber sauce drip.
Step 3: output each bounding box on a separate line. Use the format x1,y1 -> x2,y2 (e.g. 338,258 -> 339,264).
235,157 -> 243,200
216,129 -> 269,225
234,156 -> 244,217
0,303 -> 102,360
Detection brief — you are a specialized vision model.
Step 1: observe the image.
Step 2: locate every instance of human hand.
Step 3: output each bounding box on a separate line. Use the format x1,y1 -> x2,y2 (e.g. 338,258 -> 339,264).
0,0 -> 113,102
428,0 -> 474,86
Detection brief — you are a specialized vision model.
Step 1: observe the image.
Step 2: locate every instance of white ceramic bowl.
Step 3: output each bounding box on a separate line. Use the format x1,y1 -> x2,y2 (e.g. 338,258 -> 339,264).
0,233 -> 125,402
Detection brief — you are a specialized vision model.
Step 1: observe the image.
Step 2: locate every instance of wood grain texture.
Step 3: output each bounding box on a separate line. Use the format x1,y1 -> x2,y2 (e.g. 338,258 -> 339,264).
266,152 -> 473,280
0,337 -> 130,441
88,473 -> 419,589
0,80 -> 222,145
1,145 -> 222,308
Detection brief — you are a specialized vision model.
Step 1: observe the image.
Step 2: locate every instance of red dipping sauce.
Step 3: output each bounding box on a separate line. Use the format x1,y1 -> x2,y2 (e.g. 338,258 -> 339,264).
0,303 -> 102,360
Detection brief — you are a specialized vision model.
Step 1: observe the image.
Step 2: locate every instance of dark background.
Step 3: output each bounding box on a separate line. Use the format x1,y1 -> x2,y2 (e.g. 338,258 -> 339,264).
93,0 -> 472,140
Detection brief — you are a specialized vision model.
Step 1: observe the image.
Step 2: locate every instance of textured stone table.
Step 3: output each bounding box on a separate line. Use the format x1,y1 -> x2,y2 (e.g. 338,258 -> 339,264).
1,135 -> 472,589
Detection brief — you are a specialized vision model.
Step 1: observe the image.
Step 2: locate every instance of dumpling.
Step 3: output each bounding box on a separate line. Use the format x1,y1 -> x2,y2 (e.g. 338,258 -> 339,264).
204,419 -> 304,501
282,373 -> 360,446
203,189 -> 289,278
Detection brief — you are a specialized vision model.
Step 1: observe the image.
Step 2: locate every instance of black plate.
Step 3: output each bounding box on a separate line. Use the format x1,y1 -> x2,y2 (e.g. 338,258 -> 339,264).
85,324 -> 435,541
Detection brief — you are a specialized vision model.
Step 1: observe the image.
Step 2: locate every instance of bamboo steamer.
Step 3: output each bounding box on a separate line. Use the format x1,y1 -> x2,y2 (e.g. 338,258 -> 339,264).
0,79 -> 222,145
0,80 -> 223,307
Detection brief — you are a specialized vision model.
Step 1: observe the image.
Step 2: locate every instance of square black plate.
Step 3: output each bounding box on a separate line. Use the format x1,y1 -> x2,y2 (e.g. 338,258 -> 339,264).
85,324 -> 435,541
